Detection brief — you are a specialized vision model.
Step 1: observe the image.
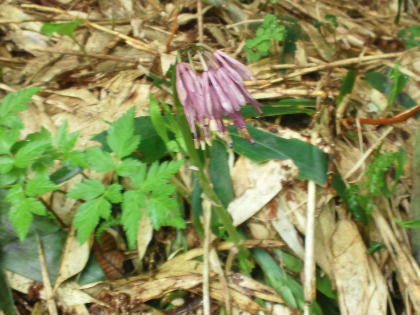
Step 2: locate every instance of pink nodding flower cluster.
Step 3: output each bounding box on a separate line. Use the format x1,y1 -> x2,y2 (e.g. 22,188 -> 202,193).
176,50 -> 262,148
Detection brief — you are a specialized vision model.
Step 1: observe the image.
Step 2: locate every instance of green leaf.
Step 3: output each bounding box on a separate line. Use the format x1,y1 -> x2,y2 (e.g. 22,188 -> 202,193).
0,87 -> 40,118
64,150 -> 88,168
5,184 -> 25,203
41,19 -> 83,38
117,158 -> 143,177
394,217 -> 420,229
85,147 -> 115,172
9,200 -> 33,242
240,99 -> 315,118
73,197 -> 111,244
0,128 -> 20,154
9,198 -> 46,241
387,62 -> 408,107
209,140 -> 234,208
147,187 -> 185,230
128,163 -> 147,188
332,174 -> 369,225
122,190 -> 146,247
0,156 -> 14,174
141,160 -> 185,192
50,165 -> 82,184
54,121 -> 80,152
104,183 -> 122,203
14,139 -> 50,168
106,107 -> 140,160
25,176 -> 59,197
93,116 -> 167,163
336,70 -> 357,105
398,25 -> 420,49
67,179 -> 106,200
229,125 -> 327,185
149,94 -> 170,144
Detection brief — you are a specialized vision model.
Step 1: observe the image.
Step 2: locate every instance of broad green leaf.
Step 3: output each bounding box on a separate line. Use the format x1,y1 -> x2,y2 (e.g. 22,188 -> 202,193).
25,177 -> 59,197
104,183 -> 122,203
336,70 -> 357,105
14,139 -> 50,168
149,94 -> 170,144
229,125 -> 327,185
0,268 -> 14,315
50,165 -> 82,184
73,197 -> 111,244
85,146 -> 115,172
0,87 -> 40,118
0,156 -> 14,174
364,72 -> 388,93
209,140 -> 234,208
394,217 -> 420,229
54,121 -> 80,152
67,179 -> 106,200
41,19 -> 83,38
240,99 -> 315,118
122,190 -> 146,247
116,158 -> 143,177
106,107 -> 140,160
147,187 -> 185,230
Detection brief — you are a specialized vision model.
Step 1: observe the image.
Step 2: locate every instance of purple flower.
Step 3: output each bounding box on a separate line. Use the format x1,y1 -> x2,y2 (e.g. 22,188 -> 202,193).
176,48 -> 262,148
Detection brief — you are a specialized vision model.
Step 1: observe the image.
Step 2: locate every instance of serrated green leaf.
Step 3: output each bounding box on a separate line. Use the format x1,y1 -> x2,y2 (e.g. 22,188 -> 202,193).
41,19 -> 83,38
0,156 -> 14,174
73,197 -> 111,244
128,163 -> 147,188
8,197 -> 46,241
25,177 -> 59,197
117,158 -> 143,177
54,121 -> 80,152
106,107 -> 140,160
67,179 -> 106,200
0,128 -> 20,154
0,114 -> 24,130
14,139 -> 50,168
85,146 -> 115,172
141,160 -> 184,192
9,201 -> 33,242
122,190 -> 146,247
104,183 -> 122,203
64,150 -> 88,168
0,168 -> 25,187
5,184 -> 25,203
147,189 -> 185,230
0,87 -> 40,118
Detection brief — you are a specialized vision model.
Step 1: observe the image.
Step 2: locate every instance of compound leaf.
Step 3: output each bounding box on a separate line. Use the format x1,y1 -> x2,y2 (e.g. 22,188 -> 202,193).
67,179 -> 106,201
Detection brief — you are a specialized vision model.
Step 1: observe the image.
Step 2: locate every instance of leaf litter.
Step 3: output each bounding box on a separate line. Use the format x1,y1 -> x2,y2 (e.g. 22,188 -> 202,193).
0,0 -> 419,314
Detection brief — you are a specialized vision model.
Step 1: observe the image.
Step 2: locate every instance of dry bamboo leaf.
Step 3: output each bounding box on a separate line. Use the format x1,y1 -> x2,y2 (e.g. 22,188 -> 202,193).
331,219 -> 387,315
300,22 -> 334,62
229,159 -> 298,226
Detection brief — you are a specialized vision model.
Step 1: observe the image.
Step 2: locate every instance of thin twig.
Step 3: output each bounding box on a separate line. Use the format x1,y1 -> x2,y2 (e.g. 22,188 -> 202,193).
303,132 -> 318,315
262,51 -> 407,88
36,234 -> 57,315
202,198 -> 211,315
197,0 -> 204,43
166,8 -> 179,53
22,4 -> 157,54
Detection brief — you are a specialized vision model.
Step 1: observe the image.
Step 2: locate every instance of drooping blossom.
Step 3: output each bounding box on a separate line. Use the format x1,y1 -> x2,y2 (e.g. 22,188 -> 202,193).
175,45 -> 262,148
